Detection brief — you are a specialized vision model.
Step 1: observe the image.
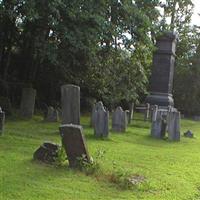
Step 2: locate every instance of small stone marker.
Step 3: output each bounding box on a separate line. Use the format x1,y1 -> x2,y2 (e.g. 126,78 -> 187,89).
0,107 -> 5,135
59,124 -> 90,168
46,106 -> 59,122
112,107 -> 127,132
184,130 -> 194,138
33,142 -> 60,164
20,88 -> 36,118
94,102 -> 109,137
61,84 -> 80,125
168,110 -> 180,141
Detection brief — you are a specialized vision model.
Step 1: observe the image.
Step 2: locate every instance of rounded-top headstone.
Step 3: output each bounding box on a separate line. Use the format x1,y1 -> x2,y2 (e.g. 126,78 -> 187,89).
61,84 -> 80,125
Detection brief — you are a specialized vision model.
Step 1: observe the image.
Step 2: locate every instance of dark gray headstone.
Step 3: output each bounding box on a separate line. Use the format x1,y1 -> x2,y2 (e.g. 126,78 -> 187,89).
0,107 -> 5,136
61,84 -> 80,125
46,106 -> 59,122
146,32 -> 178,106
20,88 -> 36,118
59,124 -> 90,168
94,102 -> 109,137
112,107 -> 126,132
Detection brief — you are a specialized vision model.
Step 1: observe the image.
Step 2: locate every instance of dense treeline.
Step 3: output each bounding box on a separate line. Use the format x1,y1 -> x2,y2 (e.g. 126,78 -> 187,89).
0,0 -> 200,115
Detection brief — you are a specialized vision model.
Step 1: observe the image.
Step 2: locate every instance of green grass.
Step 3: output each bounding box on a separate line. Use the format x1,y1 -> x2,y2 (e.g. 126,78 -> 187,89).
1,114 -> 200,200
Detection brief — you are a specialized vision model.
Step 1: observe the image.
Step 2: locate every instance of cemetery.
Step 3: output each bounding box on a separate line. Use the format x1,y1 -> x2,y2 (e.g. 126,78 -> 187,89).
1,1 -> 200,200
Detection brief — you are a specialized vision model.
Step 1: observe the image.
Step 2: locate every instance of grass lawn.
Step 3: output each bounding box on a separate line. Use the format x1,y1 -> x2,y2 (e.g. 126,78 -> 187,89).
1,114 -> 200,200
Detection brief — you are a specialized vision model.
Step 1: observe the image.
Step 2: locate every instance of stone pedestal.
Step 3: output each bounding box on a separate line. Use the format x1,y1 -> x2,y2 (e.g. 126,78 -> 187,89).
61,84 -> 80,125
20,88 -> 36,118
146,32 -> 178,106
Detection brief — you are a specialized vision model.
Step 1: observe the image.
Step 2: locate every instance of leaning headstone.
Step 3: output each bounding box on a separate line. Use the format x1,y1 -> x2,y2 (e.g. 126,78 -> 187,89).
112,107 -> 127,132
94,103 -> 109,137
61,84 -> 80,125
33,142 -> 60,164
168,111 -> 180,141
45,106 -> 59,122
20,88 -> 36,118
0,107 -> 5,135
59,124 -> 90,168
184,130 -> 194,138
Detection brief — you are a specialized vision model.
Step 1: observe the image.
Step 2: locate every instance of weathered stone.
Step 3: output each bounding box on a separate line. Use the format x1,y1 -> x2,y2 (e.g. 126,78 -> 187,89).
151,105 -> 168,139
61,84 -> 80,125
0,108 -> 5,136
90,101 -> 105,127
46,106 -> 59,122
128,102 -> 134,123
184,130 -> 194,138
168,111 -> 180,141
59,124 -> 90,168
33,142 -> 60,164
112,107 -> 127,132
20,88 -> 36,118
125,110 -> 129,126
144,103 -> 150,121
146,32 -> 178,106
94,102 -> 109,137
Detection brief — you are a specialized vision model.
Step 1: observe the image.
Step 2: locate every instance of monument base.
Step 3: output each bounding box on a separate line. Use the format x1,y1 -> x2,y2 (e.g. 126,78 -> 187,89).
145,92 -> 174,107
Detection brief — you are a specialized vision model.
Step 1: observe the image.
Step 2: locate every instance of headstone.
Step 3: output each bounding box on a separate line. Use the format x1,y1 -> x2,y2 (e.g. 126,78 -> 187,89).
20,88 -> 36,118
45,106 -> 59,122
128,102 -> 134,123
112,107 -> 127,132
144,103 -> 150,121
0,107 -> 5,135
125,110 -> 129,126
146,32 -> 178,106
168,110 -> 180,141
90,101 -> 104,127
94,102 -> 109,137
33,142 -> 60,164
184,130 -> 194,138
151,105 -> 162,138
61,84 -> 80,125
59,124 -> 90,168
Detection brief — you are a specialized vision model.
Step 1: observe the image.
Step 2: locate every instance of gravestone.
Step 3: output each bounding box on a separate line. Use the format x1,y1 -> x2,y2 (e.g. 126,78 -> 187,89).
46,106 -> 59,122
0,107 -> 5,135
144,103 -> 150,121
167,110 -> 180,141
20,88 -> 36,118
128,102 -> 134,123
59,124 -> 90,168
146,32 -> 178,106
125,110 -> 129,125
94,102 -> 109,137
61,84 -> 80,125
151,105 -> 162,138
112,107 -> 127,132
90,101 -> 104,127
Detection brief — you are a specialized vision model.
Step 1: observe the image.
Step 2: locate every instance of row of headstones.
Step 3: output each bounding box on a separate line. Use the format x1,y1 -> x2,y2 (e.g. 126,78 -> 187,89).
151,105 -> 181,141
91,101 -> 128,137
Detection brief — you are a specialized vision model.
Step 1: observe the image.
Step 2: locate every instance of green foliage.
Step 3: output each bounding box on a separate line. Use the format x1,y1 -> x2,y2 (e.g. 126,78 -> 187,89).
76,149 -> 105,175
109,161 -> 146,190
54,146 -> 67,167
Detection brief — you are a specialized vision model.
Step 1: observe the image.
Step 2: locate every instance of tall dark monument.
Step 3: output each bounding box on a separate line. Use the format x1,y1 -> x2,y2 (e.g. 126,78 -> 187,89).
146,32 -> 178,107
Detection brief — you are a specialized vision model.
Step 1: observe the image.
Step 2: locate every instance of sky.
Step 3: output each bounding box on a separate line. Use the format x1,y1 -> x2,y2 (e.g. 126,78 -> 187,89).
192,0 -> 200,25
